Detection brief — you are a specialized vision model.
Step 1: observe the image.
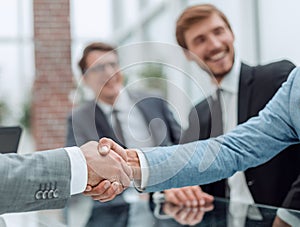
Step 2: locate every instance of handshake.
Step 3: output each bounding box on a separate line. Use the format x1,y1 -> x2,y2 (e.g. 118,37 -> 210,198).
79,137 -> 141,202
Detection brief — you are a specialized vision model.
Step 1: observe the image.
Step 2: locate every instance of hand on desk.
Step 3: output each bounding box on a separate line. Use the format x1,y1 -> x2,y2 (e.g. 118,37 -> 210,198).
81,139 -> 133,201
162,201 -> 214,226
164,186 -> 214,207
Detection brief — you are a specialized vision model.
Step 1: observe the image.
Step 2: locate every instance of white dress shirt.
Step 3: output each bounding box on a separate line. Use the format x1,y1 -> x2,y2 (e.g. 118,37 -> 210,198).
215,58 -> 259,226
97,89 -> 155,148
216,58 -> 255,205
64,147 -> 87,195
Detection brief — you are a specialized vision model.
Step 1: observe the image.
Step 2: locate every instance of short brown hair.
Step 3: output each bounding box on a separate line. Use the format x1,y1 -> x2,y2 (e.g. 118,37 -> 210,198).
78,42 -> 118,74
176,4 -> 233,49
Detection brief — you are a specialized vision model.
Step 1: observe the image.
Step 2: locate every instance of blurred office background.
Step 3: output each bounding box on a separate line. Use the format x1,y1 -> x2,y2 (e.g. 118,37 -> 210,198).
1,0 -> 300,150
0,0 -> 300,226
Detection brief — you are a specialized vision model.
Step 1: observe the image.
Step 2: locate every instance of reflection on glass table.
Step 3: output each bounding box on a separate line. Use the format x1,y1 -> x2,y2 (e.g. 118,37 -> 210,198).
0,197 -> 299,227
153,197 -> 300,227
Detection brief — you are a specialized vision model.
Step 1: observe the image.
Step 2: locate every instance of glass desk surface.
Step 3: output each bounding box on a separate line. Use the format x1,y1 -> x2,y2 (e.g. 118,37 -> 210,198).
0,197 -> 299,227
152,197 -> 300,227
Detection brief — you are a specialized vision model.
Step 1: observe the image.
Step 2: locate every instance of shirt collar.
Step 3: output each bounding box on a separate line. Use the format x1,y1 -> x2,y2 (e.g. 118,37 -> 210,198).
213,55 -> 241,95
97,87 -> 131,114
97,100 -> 112,116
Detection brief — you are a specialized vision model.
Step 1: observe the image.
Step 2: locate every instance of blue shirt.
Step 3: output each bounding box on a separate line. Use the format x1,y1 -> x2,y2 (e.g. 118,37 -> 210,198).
142,67 -> 300,192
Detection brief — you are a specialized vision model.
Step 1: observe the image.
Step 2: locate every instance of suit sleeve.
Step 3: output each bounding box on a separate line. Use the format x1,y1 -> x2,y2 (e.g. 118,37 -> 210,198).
0,148 -> 71,214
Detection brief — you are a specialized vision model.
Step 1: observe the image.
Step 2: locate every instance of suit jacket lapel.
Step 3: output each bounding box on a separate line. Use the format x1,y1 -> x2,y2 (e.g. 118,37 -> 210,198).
129,92 -> 168,145
135,100 -> 163,144
94,105 -> 116,140
238,63 -> 254,124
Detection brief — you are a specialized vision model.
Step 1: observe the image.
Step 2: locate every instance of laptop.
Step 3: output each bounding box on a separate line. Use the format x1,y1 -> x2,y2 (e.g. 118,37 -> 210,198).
0,126 -> 22,154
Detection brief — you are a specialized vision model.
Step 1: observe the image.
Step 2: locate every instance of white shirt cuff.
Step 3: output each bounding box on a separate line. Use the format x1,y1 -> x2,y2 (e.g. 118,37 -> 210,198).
65,147 -> 88,195
276,208 -> 300,226
134,149 -> 149,191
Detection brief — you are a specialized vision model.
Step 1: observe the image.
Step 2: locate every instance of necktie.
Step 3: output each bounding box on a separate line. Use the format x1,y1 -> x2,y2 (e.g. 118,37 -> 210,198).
210,88 -> 223,137
112,109 -> 125,145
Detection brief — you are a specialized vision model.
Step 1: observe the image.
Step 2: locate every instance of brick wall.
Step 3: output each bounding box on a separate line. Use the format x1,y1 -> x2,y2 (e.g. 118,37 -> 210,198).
33,0 -> 73,150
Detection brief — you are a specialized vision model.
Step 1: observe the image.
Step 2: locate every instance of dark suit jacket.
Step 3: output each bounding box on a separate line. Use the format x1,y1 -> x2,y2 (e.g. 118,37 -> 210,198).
66,91 -> 181,148
282,174 -> 300,210
181,60 -> 300,208
66,91 -> 181,227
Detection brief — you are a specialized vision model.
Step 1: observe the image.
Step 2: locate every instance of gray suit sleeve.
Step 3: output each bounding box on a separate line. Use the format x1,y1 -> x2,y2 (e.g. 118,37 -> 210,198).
0,148 -> 71,214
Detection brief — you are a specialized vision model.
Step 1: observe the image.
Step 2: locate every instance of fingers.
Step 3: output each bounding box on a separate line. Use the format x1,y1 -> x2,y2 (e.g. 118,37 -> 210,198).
188,186 -> 214,206
200,191 -> 214,204
201,202 -> 214,212
83,180 -> 111,196
96,182 -> 124,202
82,140 -> 132,188
181,186 -> 200,207
163,202 -> 180,216
98,137 -> 127,161
107,151 -> 132,187
164,188 -> 186,206
83,181 -> 124,202
184,207 -> 205,226
85,184 -> 93,192
164,186 -> 202,207
163,202 -> 207,226
127,149 -> 139,166
98,139 -> 134,183
118,166 -> 132,187
126,149 -> 141,180
176,207 -> 203,226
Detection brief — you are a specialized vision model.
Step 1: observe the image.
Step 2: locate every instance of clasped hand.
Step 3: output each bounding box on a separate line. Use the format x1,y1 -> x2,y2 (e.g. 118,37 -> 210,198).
81,138 -> 140,202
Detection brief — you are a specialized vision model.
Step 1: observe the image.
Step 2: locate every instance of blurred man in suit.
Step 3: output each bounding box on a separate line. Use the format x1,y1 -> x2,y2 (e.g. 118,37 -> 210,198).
66,42 -> 181,227
152,3 -> 300,214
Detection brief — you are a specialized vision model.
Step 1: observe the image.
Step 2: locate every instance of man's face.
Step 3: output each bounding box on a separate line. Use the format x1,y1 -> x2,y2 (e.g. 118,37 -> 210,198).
83,50 -> 123,104
184,13 -> 235,80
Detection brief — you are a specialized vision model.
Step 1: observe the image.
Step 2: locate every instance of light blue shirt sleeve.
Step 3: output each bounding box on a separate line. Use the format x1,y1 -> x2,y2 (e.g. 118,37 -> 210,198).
64,147 -> 87,195
141,67 -> 300,192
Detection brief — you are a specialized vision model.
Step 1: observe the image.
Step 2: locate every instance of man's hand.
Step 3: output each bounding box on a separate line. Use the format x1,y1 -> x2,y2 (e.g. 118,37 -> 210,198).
80,140 -> 132,189
84,179 -> 124,202
98,138 -> 141,180
83,138 -> 143,202
97,138 -> 128,161
126,149 -> 141,180
162,201 -> 214,226
273,216 -> 292,227
164,186 -> 214,207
